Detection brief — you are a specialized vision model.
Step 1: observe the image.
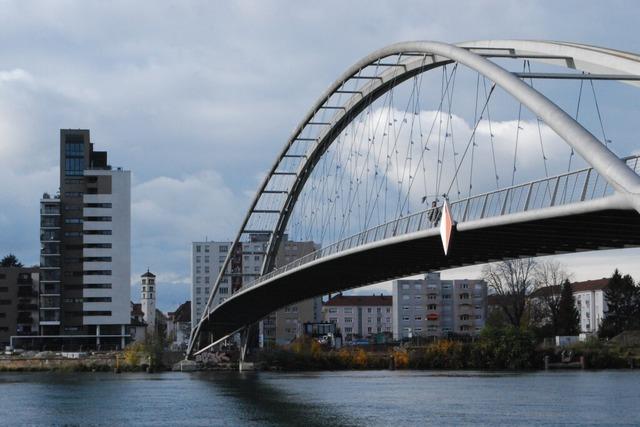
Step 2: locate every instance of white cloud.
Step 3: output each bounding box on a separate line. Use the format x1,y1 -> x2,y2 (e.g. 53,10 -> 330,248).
0,1 -> 639,309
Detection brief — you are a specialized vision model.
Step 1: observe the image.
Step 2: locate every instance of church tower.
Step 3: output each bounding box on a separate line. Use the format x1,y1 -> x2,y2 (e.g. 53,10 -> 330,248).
141,270 -> 157,331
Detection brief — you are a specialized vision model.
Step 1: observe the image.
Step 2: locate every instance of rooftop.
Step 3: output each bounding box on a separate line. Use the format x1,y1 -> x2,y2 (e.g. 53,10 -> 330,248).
529,278 -> 609,298
324,294 -> 392,307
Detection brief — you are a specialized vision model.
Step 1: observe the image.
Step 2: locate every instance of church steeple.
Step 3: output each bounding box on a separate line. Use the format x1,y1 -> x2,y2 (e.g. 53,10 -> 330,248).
141,270 -> 157,331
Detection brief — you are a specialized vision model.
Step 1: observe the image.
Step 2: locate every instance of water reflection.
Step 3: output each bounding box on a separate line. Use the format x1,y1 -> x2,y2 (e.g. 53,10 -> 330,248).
195,371 -> 363,427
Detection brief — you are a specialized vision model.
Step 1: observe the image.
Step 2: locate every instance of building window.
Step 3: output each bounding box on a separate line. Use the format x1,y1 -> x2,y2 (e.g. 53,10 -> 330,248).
219,287 -> 228,294
414,284 -> 422,290
328,308 -> 337,313
402,284 -> 410,290
344,308 -> 353,314
367,308 -> 372,313
219,246 -> 228,252
329,317 -> 337,323
345,317 -> 353,323
204,256 -> 209,263
196,245 -> 201,253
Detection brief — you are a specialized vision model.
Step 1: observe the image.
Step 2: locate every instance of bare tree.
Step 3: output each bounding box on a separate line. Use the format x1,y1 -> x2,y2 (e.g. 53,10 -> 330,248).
532,260 -> 572,334
482,258 -> 538,328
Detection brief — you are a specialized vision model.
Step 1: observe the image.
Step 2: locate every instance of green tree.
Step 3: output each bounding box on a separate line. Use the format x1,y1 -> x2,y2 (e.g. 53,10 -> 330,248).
599,270 -> 640,338
1,254 -> 23,267
557,280 -> 580,335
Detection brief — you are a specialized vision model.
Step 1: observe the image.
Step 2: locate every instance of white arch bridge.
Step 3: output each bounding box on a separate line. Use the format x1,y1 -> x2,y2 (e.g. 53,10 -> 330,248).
188,40 -> 640,358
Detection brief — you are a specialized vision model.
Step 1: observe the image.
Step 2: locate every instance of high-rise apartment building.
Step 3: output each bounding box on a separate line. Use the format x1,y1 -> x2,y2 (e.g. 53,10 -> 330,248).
38,129 -> 131,349
190,235 -> 321,346
392,273 -> 487,340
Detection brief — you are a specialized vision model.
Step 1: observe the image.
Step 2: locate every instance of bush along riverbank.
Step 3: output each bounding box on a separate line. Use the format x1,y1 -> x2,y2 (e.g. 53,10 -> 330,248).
0,339 -> 185,372
258,327 -> 640,371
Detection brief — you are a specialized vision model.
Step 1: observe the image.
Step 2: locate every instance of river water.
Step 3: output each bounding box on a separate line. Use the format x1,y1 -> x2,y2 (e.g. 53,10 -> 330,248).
0,370 -> 638,426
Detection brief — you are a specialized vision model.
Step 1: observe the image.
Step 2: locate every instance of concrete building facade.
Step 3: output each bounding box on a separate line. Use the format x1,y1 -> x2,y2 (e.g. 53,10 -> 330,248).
191,235 -> 321,347
167,301 -> 191,350
0,267 -> 39,348
323,294 -> 392,342
392,273 -> 487,340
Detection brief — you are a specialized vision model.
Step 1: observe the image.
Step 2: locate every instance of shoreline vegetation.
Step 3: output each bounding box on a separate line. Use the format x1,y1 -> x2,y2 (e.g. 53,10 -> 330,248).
3,327 -> 638,373
258,328 -> 640,371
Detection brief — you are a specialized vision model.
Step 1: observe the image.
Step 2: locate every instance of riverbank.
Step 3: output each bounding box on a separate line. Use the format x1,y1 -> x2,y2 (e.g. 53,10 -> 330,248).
0,349 -> 185,372
258,331 -> 640,371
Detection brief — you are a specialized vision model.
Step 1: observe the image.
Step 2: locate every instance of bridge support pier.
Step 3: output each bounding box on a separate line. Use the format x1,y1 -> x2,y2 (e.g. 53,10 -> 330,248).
239,328 -> 250,372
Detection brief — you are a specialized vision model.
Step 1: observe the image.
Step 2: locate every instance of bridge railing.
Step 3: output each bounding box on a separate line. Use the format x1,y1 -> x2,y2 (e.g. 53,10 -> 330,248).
243,155 -> 640,290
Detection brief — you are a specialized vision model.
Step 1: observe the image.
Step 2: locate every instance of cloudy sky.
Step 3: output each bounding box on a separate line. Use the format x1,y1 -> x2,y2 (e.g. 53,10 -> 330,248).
1,1 -> 639,311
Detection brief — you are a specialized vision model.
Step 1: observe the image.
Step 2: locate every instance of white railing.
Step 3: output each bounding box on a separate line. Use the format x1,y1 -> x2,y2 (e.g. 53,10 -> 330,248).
241,155 -> 640,291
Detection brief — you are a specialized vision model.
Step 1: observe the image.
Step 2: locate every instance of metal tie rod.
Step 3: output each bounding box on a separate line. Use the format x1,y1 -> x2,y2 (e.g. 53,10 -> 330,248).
272,172 -> 297,176
252,209 -> 280,214
514,72 -> 640,81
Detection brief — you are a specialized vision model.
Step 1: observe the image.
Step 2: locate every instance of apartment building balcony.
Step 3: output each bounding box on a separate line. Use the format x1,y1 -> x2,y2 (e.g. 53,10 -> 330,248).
40,296 -> 60,309
40,309 -> 61,325
40,217 -> 61,228
40,256 -> 61,268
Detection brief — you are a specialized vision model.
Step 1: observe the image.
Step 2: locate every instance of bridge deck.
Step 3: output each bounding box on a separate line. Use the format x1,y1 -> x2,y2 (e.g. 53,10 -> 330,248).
194,206 -> 640,352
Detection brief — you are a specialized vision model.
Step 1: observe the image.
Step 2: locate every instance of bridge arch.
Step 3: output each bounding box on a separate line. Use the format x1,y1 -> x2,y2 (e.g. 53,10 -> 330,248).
189,41 -> 640,356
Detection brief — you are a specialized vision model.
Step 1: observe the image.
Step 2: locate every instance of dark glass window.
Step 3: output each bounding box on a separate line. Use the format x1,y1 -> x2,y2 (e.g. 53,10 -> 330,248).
65,157 -> 85,176
65,142 -> 84,156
